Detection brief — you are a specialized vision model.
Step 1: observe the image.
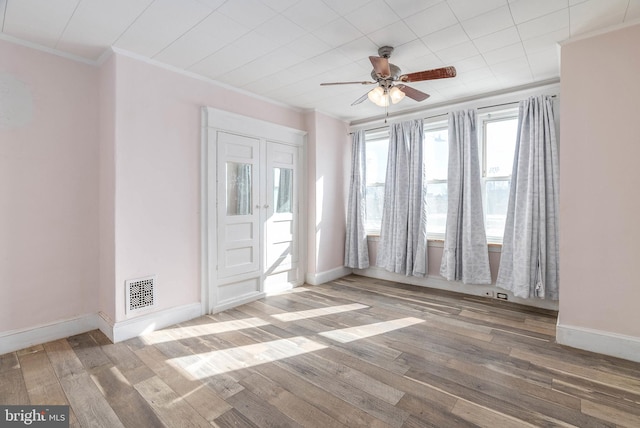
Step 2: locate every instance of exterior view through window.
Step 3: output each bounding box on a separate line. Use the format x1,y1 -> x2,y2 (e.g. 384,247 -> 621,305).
364,110 -> 518,244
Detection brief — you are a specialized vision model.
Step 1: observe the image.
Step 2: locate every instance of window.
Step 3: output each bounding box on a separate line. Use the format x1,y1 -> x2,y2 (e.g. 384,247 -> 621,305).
364,132 -> 389,233
481,113 -> 518,242
424,125 -> 448,238
362,108 -> 520,243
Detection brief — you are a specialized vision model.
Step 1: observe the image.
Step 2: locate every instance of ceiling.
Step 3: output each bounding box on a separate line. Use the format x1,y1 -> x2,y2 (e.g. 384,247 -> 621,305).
1,0 -> 638,122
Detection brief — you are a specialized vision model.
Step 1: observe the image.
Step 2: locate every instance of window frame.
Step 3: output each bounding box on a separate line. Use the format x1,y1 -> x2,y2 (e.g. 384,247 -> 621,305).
363,129 -> 390,235
424,120 -> 449,241
478,108 -> 519,244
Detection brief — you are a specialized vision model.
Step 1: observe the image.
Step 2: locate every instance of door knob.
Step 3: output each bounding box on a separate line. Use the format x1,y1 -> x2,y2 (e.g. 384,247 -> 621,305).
264,204 -> 270,208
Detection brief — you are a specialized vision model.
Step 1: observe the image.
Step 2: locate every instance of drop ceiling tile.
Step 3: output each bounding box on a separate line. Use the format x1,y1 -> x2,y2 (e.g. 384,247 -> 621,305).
517,9 -> 569,40
383,0 -> 443,19
527,47 -> 560,80
451,55 -> 489,72
336,37 -> 380,62
153,12 -> 249,68
403,2 -> 458,38
217,0 -> 277,28
459,66 -> 494,83
521,28 -> 568,55
509,0 -> 568,24
471,26 -> 520,53
242,68 -> 300,95
281,0 -> 338,32
254,14 -> 306,46
285,33 -> 331,60
312,18 -> 363,48
321,0 -> 372,15
114,0 -> 214,57
3,0 -> 79,48
344,0 -> 400,35
422,24 -> 469,52
261,0 -> 300,12
55,0 -> 153,60
447,0 -> 507,22
461,6 -> 515,39
367,20 -> 417,48
435,41 -> 479,63
194,0 -> 227,9
569,0 -> 628,36
482,42 -> 525,65
491,56 -> 530,73
188,31 -> 277,78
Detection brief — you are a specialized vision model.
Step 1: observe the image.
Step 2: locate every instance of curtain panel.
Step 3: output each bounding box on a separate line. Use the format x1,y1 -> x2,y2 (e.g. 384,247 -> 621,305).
376,119 -> 428,277
344,130 -> 370,269
497,95 -> 560,299
440,109 -> 492,284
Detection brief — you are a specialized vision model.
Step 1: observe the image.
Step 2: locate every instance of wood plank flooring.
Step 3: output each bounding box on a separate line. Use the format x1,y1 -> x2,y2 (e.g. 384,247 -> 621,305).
2,275 -> 640,427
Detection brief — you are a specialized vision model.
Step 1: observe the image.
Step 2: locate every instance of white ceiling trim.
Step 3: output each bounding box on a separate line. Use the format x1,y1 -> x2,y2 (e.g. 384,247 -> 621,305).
0,31 -> 97,66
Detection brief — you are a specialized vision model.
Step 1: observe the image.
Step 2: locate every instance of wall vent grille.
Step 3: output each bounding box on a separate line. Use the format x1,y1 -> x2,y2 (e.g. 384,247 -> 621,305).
126,276 -> 156,313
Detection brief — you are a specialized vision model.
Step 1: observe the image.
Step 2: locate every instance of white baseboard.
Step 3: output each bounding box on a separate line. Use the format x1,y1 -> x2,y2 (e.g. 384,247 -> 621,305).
353,266 -> 558,311
556,323 -> 640,363
0,314 -> 99,355
100,303 -> 203,343
305,266 -> 353,285
211,292 -> 266,314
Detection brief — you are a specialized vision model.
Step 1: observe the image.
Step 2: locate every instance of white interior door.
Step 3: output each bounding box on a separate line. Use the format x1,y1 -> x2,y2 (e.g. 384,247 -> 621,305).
203,107 -> 306,314
264,142 -> 300,292
215,131 -> 262,306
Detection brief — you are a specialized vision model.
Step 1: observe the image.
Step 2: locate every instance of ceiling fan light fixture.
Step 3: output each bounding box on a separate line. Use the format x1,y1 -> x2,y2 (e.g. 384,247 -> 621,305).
368,86 -> 389,107
389,86 -> 405,104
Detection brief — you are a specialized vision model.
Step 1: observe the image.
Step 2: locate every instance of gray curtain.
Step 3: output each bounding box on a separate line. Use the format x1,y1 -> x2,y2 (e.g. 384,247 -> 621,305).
440,109 -> 491,284
497,95 -> 560,300
376,119 -> 428,276
344,130 -> 370,269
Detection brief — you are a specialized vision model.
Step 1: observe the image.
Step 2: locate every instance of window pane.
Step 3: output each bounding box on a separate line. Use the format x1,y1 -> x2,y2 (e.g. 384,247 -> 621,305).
365,138 -> 389,231
425,128 -> 448,181
485,118 -> 517,177
485,179 -> 510,239
365,184 -> 385,231
426,182 -> 447,236
226,162 -> 252,216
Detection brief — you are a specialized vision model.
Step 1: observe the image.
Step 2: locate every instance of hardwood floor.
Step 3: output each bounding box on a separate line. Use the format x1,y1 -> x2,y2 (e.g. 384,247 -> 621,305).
2,275 -> 640,427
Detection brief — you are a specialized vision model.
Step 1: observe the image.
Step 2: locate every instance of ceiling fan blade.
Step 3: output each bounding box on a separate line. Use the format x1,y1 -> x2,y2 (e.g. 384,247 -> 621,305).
369,56 -> 391,78
398,85 -> 430,102
351,91 -> 371,106
320,81 -> 376,86
400,66 -> 457,82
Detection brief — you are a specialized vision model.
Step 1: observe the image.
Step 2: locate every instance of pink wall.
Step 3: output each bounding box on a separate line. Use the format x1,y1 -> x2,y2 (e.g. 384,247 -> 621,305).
0,40 -> 99,331
559,23 -> 640,338
305,111 -> 350,275
98,55 -> 117,322
110,53 -> 306,321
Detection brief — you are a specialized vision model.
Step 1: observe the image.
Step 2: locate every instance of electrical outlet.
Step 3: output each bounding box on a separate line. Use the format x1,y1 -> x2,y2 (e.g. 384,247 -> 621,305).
496,292 -> 508,300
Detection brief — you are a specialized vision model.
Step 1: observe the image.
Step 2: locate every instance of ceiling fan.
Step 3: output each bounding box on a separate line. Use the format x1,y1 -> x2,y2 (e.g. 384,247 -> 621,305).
320,46 -> 457,107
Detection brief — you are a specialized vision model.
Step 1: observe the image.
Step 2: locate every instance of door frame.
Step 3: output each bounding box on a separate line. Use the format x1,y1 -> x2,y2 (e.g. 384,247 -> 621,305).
201,107 -> 307,315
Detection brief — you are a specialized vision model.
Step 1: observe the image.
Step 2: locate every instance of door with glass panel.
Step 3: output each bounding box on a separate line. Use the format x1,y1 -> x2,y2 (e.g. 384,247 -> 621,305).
264,141 -> 299,292
212,125 -> 302,311
216,131 -> 261,303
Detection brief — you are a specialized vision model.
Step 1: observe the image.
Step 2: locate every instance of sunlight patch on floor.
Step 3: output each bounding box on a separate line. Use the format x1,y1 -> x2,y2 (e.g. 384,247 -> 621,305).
140,317 -> 270,345
319,317 -> 424,343
168,336 -> 327,379
271,303 -> 369,322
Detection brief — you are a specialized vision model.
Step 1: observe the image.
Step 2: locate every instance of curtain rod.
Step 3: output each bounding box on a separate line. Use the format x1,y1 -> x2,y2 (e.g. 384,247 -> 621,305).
349,94 -> 557,135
